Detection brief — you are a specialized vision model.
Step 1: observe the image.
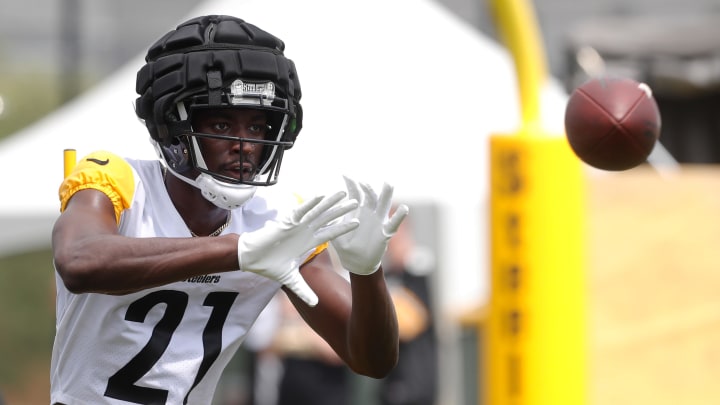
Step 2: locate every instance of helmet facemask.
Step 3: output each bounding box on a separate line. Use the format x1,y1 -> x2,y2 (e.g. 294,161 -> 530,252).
155,79 -> 294,209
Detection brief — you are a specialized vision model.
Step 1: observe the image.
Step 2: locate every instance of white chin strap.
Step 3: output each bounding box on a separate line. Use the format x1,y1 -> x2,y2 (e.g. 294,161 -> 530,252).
165,165 -> 257,210
195,173 -> 257,209
153,138 -> 257,210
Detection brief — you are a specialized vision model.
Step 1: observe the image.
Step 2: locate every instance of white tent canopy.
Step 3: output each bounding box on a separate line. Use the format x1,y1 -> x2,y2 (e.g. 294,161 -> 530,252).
0,0 -> 568,313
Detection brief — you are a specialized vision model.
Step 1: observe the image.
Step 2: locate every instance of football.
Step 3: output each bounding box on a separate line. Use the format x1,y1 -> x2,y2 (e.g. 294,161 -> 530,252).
564,76 -> 661,171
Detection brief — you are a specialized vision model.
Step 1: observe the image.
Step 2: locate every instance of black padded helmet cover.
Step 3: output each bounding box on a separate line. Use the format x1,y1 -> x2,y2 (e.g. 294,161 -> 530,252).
135,15 -> 302,147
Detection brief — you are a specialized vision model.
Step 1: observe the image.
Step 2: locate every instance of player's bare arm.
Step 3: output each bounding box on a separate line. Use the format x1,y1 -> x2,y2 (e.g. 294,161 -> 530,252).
53,187 -> 358,299
282,177 -> 410,378
52,188 -> 240,295
284,252 -> 399,378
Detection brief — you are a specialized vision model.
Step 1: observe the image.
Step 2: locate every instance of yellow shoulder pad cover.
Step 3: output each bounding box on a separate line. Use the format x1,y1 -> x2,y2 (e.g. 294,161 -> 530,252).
59,151 -> 135,224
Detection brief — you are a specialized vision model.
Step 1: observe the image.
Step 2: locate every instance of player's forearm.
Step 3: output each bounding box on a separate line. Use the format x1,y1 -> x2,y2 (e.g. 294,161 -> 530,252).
54,234 -> 240,294
346,269 -> 400,378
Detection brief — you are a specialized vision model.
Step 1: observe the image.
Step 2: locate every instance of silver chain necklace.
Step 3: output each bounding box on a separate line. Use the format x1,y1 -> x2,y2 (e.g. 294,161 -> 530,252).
164,165 -> 232,237
189,212 -> 232,237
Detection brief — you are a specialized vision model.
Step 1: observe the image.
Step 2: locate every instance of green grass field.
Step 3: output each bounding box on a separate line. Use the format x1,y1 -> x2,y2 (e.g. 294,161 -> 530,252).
0,248 -> 55,391
0,74 -> 61,140
0,68 -> 66,402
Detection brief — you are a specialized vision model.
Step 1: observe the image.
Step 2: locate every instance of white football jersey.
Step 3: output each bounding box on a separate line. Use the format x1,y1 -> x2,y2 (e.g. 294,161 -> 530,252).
51,151 -> 321,405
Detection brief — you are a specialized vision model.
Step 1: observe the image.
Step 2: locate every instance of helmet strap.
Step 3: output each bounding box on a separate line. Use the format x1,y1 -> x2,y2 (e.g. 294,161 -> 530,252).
207,71 -> 223,105
162,162 -> 257,210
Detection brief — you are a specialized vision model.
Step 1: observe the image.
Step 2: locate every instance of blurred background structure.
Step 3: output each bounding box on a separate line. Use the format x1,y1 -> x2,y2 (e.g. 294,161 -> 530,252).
2,0 -> 720,404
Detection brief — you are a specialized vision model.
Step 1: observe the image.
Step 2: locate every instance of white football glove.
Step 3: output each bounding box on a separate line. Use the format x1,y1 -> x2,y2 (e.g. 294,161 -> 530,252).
237,191 -> 359,306
331,176 -> 409,275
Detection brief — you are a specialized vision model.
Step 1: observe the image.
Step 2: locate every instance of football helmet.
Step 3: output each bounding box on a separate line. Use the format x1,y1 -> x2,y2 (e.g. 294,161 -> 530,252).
135,15 -> 303,209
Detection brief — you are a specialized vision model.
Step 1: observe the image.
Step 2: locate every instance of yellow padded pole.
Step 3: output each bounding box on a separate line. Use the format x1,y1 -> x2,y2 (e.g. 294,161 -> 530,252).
489,0 -> 548,133
484,1 -> 588,404
486,135 -> 586,405
64,148 -> 76,178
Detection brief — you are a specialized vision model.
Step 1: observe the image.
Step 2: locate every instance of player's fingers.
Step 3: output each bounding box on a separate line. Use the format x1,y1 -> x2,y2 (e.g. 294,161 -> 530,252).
291,195 -> 324,223
376,182 -> 395,216
283,271 -> 319,307
384,204 -> 409,235
359,182 -> 379,211
313,198 -> 358,227
300,191 -> 347,223
343,176 -> 363,204
315,219 -> 359,242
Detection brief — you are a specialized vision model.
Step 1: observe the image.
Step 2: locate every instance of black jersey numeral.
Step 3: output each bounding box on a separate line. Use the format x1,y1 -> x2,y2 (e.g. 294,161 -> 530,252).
184,292 -> 238,403
104,290 -> 239,404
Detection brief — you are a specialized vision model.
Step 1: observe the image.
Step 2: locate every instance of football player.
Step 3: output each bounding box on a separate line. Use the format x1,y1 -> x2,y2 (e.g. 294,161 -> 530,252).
50,15 -> 408,405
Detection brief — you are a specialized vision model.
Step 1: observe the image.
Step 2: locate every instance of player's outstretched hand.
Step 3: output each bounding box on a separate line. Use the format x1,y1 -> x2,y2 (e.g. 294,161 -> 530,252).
331,176 -> 409,276
237,191 -> 359,306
